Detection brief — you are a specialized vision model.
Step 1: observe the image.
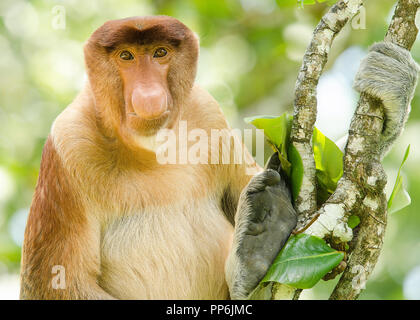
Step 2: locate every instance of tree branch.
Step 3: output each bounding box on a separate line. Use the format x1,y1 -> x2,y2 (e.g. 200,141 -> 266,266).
269,0 -> 363,300
330,0 -> 419,300
291,0 -> 363,230
269,0 -> 419,300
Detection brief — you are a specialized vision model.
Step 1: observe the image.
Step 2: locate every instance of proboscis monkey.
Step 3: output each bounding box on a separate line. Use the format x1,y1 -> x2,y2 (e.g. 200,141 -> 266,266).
20,16 -> 418,300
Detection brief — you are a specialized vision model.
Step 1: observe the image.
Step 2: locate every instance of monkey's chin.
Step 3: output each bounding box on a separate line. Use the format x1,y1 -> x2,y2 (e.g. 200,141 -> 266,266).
126,111 -> 171,136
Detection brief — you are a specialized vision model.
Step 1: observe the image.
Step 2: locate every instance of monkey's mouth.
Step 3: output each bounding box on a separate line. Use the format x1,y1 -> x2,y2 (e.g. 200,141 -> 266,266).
127,110 -> 170,120
125,109 -> 172,136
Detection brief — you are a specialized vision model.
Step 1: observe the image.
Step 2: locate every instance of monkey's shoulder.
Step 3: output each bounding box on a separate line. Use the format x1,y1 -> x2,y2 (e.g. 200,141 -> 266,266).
182,84 -> 230,129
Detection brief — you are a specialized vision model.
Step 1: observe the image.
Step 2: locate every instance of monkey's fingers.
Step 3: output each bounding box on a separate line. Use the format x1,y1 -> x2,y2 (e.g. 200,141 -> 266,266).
370,42 -> 419,70
264,152 -> 292,195
245,169 -> 280,194
264,152 -> 281,172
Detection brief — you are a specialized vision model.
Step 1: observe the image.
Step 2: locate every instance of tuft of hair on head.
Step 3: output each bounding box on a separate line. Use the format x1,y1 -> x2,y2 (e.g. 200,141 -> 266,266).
90,16 -> 193,52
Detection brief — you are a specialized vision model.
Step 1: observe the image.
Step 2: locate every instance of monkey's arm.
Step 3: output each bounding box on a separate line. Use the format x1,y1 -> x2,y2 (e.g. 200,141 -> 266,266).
20,137 -> 114,300
225,154 -> 297,299
353,41 -> 419,155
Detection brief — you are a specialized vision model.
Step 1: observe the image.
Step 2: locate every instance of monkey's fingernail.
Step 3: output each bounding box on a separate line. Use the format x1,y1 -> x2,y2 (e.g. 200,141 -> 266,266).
264,169 -> 281,186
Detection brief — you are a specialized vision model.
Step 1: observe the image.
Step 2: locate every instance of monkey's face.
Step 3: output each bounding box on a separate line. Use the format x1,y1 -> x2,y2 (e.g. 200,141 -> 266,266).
85,16 -> 199,138
114,44 -> 173,133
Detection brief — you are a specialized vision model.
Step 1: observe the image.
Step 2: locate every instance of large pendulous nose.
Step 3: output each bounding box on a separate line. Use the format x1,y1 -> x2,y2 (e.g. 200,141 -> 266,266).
131,84 -> 168,120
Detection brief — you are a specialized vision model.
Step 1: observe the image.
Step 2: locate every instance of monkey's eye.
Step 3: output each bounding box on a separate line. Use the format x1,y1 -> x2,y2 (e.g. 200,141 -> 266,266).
119,50 -> 134,60
153,47 -> 168,58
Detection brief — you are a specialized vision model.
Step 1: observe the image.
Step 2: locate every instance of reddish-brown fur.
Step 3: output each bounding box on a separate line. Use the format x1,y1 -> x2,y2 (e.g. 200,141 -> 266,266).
20,137 -> 113,299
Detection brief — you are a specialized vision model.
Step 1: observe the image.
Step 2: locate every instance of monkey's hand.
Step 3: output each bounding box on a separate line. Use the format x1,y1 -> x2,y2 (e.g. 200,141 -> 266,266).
225,153 -> 297,300
353,41 -> 419,155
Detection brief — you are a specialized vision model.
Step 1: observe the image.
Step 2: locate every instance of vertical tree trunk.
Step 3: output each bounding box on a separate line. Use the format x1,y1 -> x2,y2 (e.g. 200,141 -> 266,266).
266,0 -> 419,300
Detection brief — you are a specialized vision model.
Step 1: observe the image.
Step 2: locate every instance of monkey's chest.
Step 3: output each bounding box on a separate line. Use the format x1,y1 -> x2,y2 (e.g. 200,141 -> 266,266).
99,197 -> 233,299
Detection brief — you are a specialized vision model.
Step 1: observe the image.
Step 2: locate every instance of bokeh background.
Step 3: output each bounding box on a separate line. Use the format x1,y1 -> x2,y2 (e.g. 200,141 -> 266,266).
0,0 -> 419,300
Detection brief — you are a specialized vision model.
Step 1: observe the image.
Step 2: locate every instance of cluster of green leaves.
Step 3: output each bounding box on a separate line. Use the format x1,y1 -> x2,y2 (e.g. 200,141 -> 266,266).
246,113 -> 411,291
246,114 -> 345,290
245,114 -> 343,204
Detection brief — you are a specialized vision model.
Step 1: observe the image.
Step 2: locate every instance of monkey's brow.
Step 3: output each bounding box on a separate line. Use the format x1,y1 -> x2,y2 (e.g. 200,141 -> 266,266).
99,25 -> 184,51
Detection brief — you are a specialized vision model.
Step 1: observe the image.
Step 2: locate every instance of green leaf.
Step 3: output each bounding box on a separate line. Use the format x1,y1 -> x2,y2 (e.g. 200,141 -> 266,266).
245,115 -> 343,206
245,114 -> 293,176
288,143 -> 303,203
312,127 -> 343,203
325,0 -> 339,5
387,145 -> 411,214
244,114 -> 292,158
262,234 -> 344,289
276,0 -> 300,7
347,215 -> 361,229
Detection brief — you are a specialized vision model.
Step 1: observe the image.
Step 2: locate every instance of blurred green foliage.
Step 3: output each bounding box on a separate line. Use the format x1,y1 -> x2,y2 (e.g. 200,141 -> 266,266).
0,0 -> 420,299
